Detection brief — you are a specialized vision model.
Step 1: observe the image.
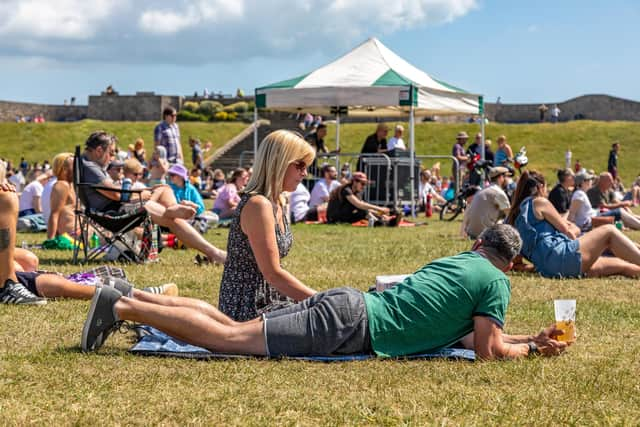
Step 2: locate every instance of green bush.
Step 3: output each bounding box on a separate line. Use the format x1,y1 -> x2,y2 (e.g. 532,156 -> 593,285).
182,101 -> 199,113
198,100 -> 223,116
222,102 -> 249,114
226,112 -> 238,121
177,110 -> 208,122
214,111 -> 228,121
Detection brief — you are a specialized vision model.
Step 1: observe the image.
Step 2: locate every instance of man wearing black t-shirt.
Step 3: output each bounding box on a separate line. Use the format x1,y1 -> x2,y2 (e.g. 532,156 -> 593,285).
357,124 -> 388,171
548,168 -> 574,217
327,172 -> 389,223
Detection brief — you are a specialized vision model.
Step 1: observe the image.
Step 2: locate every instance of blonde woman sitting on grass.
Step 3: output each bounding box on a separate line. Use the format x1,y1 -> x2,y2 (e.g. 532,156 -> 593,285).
218,130 -> 318,321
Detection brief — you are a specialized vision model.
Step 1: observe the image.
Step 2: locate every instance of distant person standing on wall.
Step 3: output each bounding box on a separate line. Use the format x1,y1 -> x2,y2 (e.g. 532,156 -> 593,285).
538,104 -> 548,122
608,143 -> 620,179
550,104 -> 561,123
154,107 -> 183,165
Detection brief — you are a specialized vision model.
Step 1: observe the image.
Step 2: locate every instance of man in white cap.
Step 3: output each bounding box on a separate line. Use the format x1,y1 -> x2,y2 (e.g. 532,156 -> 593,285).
451,131 -> 470,185
462,166 -> 512,239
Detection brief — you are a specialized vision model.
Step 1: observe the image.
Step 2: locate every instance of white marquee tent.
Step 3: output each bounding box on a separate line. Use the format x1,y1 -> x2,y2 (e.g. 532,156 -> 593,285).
254,37 -> 484,213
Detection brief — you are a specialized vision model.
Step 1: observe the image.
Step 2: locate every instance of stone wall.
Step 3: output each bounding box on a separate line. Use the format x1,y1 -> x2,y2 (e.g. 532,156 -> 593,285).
0,100 -> 87,122
3,93 -> 640,123
87,93 -> 183,121
486,94 -> 640,123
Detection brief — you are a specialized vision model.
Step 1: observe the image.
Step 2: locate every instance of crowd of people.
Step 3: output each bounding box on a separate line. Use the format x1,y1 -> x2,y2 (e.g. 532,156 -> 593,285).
4,117 -> 640,362
0,129 -> 571,361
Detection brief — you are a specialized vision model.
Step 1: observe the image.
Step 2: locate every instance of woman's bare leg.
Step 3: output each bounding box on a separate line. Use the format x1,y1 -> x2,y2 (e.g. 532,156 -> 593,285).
36,274 -> 96,299
578,224 -> 640,272
586,257 -> 640,278
114,297 -> 266,354
131,289 -> 237,325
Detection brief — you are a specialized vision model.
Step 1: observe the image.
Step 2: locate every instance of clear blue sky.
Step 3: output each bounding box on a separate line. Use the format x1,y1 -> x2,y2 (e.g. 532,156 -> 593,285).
1,0 -> 638,105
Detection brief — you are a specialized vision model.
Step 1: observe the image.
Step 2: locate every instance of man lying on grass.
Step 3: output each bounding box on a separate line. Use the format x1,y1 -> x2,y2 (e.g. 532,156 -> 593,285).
82,224 -> 569,360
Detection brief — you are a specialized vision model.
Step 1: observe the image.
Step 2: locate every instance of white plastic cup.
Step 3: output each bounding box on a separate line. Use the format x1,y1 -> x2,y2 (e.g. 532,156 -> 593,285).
554,299 -> 576,342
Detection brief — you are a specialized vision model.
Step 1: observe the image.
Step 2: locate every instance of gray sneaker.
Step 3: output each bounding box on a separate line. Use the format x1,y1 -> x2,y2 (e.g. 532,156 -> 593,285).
0,279 -> 47,305
81,285 -> 122,352
143,283 -> 179,296
104,277 -> 133,298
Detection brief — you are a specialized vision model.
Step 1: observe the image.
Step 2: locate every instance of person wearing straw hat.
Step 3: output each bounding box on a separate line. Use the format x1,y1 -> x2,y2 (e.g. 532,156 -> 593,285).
451,131 -> 470,185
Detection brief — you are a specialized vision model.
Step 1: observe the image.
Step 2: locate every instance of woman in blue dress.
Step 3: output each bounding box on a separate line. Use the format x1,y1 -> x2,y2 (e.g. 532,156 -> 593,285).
507,170 -> 640,278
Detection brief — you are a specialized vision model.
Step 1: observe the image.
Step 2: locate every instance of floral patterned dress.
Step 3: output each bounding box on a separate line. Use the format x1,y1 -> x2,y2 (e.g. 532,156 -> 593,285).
218,193 -> 295,321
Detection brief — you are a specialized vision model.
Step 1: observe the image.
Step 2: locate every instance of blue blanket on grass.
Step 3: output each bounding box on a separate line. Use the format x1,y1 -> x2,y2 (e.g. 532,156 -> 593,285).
129,325 -> 476,362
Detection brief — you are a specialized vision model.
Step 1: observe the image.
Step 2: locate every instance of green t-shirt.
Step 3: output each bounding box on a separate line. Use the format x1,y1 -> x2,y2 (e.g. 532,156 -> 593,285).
363,252 -> 511,357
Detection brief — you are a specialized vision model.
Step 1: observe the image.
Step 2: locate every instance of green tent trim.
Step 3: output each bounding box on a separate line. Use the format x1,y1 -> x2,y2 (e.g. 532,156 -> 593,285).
372,69 -> 412,87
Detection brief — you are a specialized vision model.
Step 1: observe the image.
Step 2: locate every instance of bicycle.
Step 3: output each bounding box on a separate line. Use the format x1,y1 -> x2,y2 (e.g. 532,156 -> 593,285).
439,158 -> 492,221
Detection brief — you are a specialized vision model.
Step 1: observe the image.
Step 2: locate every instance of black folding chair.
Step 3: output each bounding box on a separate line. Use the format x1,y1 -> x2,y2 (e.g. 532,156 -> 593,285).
72,145 -> 153,264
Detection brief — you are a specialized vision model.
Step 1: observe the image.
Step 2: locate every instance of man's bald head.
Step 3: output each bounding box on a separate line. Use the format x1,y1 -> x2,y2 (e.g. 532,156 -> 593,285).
598,172 -> 613,190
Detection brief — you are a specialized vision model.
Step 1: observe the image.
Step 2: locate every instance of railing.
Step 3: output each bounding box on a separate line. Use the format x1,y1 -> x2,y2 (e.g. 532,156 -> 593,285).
316,152 -> 393,206
238,150 -> 459,210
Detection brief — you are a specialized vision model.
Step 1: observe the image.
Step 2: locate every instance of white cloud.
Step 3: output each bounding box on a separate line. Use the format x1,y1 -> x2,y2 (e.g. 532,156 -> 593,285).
138,0 -> 245,35
0,0 -> 477,64
0,0 -> 127,39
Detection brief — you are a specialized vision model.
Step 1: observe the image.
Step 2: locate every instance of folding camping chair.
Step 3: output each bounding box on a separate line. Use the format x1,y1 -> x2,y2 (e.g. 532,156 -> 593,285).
72,145 -> 153,264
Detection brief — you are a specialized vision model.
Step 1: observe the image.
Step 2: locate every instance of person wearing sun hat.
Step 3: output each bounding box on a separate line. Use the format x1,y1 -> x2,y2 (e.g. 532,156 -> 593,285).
451,131 -> 470,185
167,163 -> 205,216
326,171 -> 390,224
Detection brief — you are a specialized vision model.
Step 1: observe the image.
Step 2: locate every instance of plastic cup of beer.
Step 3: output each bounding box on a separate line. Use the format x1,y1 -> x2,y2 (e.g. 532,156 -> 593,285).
554,299 -> 576,343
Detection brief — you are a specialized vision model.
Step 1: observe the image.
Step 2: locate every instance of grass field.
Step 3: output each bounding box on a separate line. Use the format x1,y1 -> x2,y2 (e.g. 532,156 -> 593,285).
2,119 -> 640,424
2,221 -> 640,425
2,119 -> 640,184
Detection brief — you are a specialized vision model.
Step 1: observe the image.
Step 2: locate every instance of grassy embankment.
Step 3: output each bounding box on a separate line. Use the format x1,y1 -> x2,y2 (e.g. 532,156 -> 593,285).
2,119 -> 639,184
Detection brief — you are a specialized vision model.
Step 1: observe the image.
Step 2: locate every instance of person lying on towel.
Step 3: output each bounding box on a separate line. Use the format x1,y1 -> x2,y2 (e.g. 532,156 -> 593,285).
81,224 -> 569,360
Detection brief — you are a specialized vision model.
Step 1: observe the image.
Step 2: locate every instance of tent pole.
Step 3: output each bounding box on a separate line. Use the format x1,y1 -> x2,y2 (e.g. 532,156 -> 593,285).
480,111 -> 486,162
335,111 -> 341,170
253,106 -> 258,164
410,104 -> 416,218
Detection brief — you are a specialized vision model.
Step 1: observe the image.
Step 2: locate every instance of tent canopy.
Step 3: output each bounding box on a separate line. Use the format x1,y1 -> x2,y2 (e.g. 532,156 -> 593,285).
256,37 -> 482,116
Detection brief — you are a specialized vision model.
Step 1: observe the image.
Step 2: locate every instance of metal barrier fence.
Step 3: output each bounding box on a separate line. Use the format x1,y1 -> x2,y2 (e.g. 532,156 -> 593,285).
238,150 -> 460,212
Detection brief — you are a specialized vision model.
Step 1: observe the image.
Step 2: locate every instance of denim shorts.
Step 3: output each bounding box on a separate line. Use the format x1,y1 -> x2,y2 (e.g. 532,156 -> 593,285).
263,287 -> 372,357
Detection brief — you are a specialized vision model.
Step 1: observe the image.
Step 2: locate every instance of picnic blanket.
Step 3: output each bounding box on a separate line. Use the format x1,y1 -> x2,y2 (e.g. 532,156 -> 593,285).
129,325 -> 475,362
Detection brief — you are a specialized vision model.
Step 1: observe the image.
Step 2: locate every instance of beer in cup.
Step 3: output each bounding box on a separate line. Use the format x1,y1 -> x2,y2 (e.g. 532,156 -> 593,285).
554,299 -> 576,342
